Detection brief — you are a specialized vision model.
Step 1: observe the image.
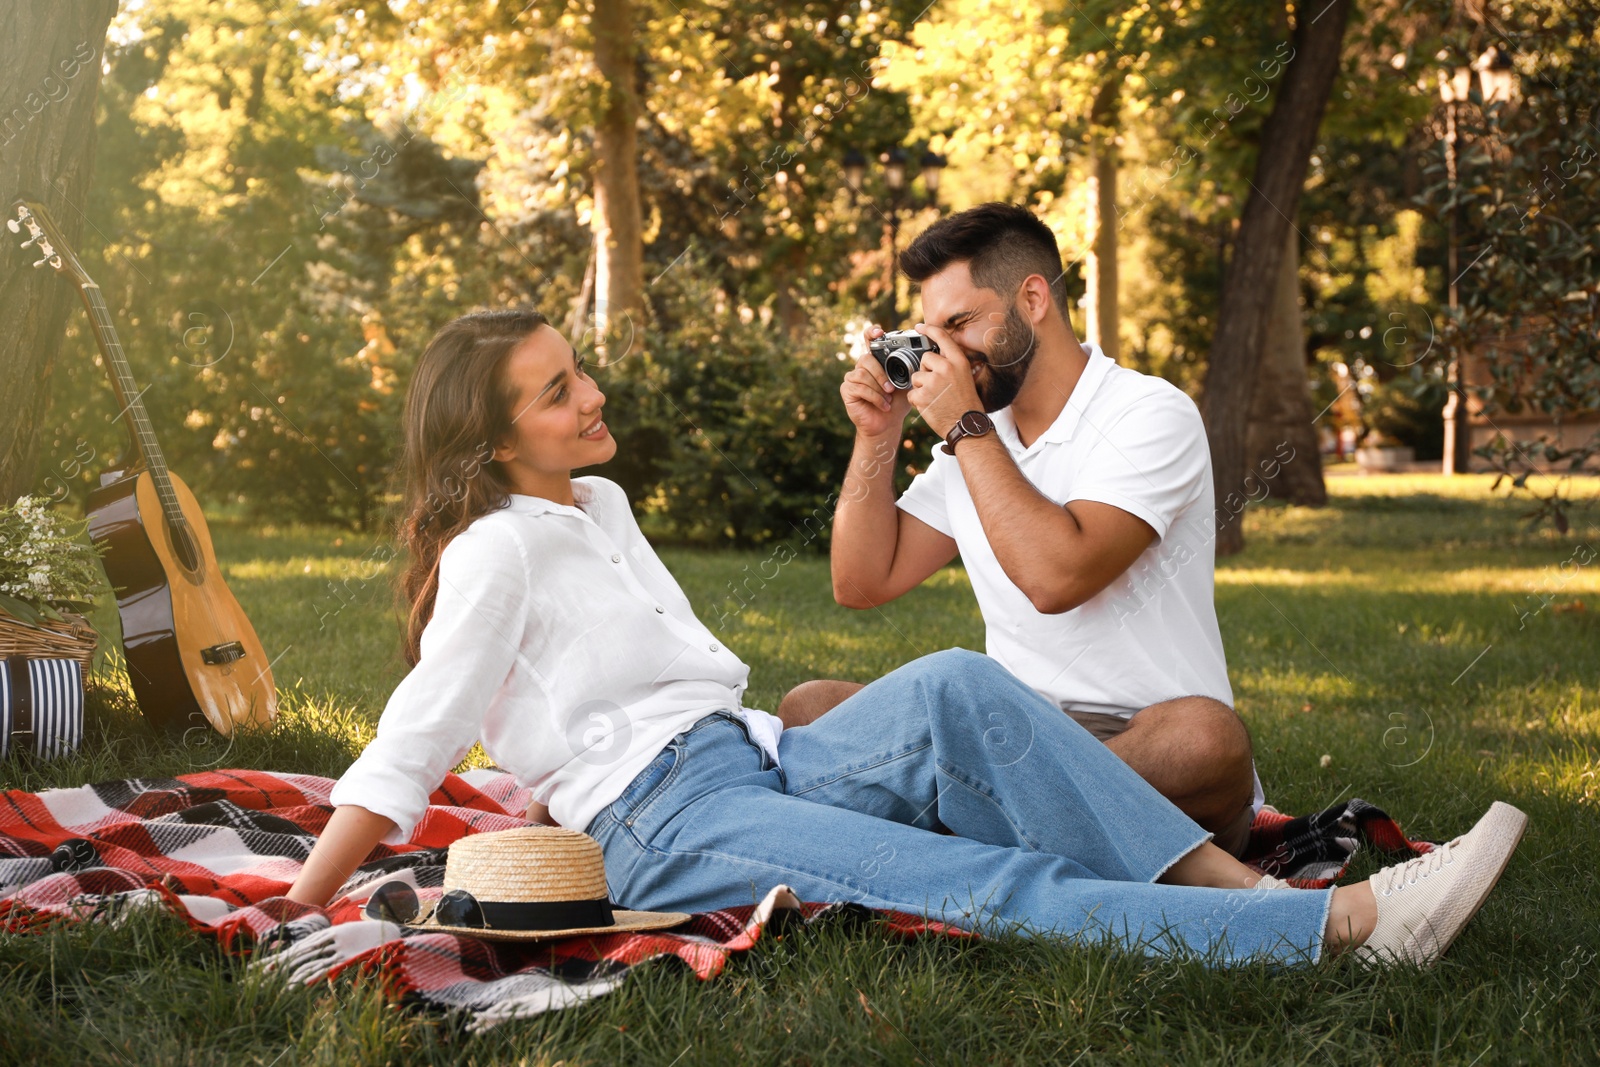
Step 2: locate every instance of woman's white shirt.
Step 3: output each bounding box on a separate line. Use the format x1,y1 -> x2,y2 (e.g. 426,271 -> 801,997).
329,476 -> 782,842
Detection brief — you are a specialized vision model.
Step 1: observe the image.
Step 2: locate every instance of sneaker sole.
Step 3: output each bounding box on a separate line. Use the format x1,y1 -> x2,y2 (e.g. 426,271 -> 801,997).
1405,801 -> 1528,964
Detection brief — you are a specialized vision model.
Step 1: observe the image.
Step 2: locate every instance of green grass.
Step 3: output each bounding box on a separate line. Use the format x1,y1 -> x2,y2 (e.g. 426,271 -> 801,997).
4,474 -> 1599,1065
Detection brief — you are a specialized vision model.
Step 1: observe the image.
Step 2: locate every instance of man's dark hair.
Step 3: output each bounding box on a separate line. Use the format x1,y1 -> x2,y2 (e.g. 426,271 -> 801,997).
899,203 -> 1068,310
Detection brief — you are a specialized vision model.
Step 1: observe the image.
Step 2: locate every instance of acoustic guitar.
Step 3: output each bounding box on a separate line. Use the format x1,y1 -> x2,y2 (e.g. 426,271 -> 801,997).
8,199 -> 277,737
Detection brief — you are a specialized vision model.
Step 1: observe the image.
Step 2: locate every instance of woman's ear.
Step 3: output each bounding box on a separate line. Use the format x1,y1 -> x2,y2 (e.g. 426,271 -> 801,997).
491,436 -> 517,463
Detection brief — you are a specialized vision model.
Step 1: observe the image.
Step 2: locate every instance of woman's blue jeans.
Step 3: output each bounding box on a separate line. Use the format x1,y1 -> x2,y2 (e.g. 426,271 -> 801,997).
586,649 -> 1333,963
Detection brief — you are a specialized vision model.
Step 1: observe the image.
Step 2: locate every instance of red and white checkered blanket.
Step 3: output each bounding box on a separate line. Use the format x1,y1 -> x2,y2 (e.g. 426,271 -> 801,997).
0,768 -> 1430,1026
0,768 -> 969,1026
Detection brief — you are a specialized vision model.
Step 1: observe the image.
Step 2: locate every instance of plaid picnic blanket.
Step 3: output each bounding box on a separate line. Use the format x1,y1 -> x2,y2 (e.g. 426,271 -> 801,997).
0,768 -> 1430,1026
1242,798 -> 1435,888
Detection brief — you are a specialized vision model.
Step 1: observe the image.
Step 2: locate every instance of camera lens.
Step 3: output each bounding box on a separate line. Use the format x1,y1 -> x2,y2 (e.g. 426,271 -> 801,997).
885,351 -> 919,390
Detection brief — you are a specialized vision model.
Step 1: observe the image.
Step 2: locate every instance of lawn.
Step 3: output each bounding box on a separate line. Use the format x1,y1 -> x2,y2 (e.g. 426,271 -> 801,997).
4,474 -> 1599,1065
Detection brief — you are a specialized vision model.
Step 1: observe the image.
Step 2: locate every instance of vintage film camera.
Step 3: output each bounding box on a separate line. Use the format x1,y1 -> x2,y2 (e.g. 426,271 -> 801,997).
867,329 -> 939,390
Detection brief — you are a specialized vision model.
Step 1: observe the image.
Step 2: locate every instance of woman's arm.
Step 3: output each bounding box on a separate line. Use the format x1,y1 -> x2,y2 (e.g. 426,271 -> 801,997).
286,805 -> 397,907
325,522 -> 535,856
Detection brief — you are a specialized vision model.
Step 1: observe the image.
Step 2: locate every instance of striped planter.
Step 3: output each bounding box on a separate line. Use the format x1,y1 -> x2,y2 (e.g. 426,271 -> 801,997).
1,658 -> 85,760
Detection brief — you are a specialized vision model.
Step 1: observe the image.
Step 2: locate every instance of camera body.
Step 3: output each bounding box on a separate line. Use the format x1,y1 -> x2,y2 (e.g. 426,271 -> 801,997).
868,329 -> 939,390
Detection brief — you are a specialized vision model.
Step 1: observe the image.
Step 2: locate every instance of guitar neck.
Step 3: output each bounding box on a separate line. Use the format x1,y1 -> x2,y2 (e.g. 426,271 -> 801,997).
77,281 -> 187,530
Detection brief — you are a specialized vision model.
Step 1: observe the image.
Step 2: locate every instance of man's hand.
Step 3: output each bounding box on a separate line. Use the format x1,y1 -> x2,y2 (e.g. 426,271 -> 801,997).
905,322 -> 983,439
841,324 -> 913,438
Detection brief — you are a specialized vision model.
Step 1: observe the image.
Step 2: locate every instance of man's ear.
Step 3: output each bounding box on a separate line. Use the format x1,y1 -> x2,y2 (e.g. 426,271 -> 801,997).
1021,274 -> 1053,323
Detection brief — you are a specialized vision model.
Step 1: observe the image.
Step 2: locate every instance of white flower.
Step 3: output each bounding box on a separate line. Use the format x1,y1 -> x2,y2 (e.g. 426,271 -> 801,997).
1319,754 -> 1333,768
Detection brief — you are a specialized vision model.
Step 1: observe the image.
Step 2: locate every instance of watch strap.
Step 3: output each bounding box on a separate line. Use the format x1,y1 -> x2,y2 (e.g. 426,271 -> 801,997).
941,411 -> 994,455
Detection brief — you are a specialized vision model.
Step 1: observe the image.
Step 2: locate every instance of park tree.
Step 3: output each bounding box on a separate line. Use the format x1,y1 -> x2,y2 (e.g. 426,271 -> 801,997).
306,0 -> 924,333
661,1 -> 927,328
0,0 -> 118,503
588,0 -> 645,346
882,0 -> 1124,347
1083,69 -> 1120,361
890,0 -> 1351,523
1201,0 -> 1350,555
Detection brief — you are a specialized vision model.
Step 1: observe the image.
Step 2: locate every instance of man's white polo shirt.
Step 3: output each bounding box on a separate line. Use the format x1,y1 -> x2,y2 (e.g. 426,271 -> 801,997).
896,343 -> 1233,719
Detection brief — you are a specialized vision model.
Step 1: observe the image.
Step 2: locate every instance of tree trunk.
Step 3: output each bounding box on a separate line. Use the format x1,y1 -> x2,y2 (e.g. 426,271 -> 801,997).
0,0 -> 117,503
1200,0 -> 1349,555
1083,75 -> 1119,362
567,241 -> 596,341
590,0 -> 644,356
1246,228 -> 1327,504
773,259 -> 811,337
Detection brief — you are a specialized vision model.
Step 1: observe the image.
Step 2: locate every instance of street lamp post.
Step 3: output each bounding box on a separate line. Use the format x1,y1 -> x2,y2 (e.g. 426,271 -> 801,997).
1476,45 -> 1517,107
842,145 -> 946,321
1439,64 -> 1472,476
1438,47 -> 1520,476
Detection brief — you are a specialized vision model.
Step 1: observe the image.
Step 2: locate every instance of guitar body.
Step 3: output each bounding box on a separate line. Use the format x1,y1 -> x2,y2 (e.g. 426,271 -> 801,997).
88,469 -> 277,737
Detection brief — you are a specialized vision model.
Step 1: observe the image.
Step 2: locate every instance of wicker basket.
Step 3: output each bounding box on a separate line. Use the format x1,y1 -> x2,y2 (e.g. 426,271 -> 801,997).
0,609 -> 98,674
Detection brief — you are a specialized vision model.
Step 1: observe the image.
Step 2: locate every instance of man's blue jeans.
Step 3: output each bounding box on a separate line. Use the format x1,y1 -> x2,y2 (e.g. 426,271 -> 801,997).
587,649 -> 1333,963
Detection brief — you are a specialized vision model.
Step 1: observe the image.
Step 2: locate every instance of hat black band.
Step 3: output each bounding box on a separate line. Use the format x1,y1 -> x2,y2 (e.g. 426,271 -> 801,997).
466,896 -> 615,932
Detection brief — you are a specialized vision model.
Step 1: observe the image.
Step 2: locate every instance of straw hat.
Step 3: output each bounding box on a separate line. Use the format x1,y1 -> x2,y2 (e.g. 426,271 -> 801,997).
410,825 -> 689,941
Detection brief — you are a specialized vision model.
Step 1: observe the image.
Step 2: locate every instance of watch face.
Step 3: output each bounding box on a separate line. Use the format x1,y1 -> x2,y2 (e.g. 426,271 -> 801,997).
959,411 -> 993,435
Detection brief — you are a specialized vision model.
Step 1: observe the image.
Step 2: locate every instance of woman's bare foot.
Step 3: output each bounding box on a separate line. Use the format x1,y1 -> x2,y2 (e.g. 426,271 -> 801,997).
1323,883 -> 1380,952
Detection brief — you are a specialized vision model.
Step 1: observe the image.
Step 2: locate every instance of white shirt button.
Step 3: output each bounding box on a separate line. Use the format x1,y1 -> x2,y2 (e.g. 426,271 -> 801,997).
655,606 -> 665,613
710,643 -> 720,652
610,553 -> 622,563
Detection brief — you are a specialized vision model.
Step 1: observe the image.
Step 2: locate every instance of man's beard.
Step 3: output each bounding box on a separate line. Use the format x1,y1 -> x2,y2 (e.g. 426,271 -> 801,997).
974,304 -> 1037,413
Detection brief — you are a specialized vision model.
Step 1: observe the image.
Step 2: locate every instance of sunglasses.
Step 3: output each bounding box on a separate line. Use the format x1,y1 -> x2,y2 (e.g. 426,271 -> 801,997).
363,879 -> 486,928
363,877 -> 620,933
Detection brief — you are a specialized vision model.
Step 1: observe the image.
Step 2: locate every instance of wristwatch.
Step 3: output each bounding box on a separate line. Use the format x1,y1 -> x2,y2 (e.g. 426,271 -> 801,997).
941,410 -> 995,455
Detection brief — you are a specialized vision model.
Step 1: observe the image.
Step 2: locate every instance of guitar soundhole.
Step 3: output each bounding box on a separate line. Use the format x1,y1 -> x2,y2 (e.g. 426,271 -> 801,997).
169,521 -> 202,573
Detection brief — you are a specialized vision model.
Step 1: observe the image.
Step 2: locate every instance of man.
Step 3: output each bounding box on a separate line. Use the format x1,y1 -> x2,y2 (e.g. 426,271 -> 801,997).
783,202 -> 1261,856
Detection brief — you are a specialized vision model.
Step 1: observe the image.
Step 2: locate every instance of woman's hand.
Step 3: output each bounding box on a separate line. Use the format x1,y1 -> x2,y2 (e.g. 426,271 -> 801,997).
285,805 -> 398,908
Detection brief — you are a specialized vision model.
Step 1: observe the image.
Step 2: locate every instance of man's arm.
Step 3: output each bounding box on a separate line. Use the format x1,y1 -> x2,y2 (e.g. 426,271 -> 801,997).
905,325 -> 1155,615
942,432 -> 1154,613
832,429 -> 957,608
830,328 -> 957,608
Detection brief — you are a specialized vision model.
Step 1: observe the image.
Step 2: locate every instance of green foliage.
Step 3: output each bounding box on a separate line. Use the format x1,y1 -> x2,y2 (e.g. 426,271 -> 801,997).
1421,3 -> 1600,530
599,253 -> 938,547
37,0 -> 933,537
1363,373 -> 1447,460
31,0 -> 1596,547
43,0 -> 402,528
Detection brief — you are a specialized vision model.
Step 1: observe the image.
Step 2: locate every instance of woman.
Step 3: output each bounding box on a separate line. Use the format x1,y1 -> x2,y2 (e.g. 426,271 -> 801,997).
287,308 -> 1525,965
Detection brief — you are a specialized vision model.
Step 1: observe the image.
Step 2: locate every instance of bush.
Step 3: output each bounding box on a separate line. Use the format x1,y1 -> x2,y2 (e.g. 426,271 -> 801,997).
598,256 -> 938,549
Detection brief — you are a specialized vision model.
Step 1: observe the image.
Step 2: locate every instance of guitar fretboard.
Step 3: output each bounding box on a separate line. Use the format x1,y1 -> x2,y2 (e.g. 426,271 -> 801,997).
81,282 -> 188,534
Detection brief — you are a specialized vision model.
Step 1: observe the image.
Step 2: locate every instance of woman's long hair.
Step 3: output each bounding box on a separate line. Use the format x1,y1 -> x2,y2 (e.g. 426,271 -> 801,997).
396,307 -> 549,666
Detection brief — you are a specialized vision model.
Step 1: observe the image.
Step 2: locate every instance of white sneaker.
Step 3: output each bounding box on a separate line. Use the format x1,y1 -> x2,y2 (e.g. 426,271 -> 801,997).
1356,801 -> 1528,966
1256,875 -> 1295,889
